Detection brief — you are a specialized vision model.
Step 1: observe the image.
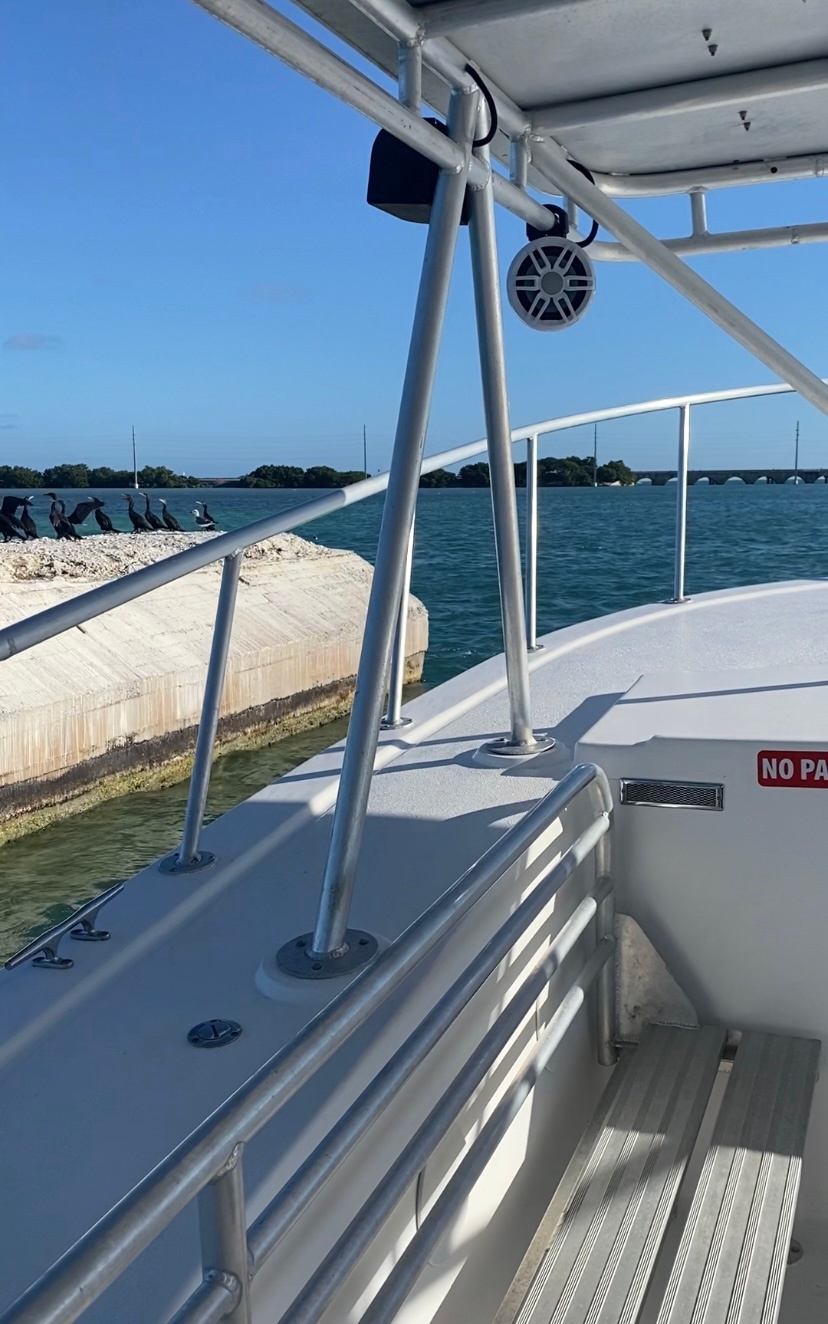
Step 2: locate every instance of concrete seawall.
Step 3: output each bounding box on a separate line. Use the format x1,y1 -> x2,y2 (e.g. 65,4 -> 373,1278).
0,532 -> 427,832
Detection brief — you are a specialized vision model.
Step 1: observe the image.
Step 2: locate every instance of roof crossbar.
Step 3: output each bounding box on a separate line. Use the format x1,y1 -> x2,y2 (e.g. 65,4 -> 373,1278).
590,155 -> 828,198
590,217 -> 828,262
533,58 -> 828,134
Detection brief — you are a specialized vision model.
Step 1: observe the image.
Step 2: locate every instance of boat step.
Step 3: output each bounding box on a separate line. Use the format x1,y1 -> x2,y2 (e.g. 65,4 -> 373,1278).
494,1024 -> 819,1324
655,1031 -> 820,1324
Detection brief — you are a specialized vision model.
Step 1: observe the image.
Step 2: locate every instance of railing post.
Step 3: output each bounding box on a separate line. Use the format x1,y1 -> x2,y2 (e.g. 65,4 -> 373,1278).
277,86 -> 479,977
196,1145 -> 251,1324
672,403 -> 690,603
468,134 -> 551,756
593,794 -> 616,1066
382,518 -> 415,730
164,550 -> 241,873
524,434 -> 541,651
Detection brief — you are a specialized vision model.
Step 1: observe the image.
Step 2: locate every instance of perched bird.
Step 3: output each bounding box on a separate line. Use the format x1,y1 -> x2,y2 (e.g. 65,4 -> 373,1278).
123,493 -> 150,533
159,498 -> 182,532
0,511 -> 25,542
140,492 -> 164,531
67,496 -> 105,526
45,493 -> 81,540
20,497 -> 37,539
94,504 -> 117,533
192,501 -> 216,531
0,495 -> 27,534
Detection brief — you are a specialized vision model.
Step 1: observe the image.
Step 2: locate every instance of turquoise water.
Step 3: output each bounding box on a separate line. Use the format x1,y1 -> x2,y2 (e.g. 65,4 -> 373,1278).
2,483 -> 826,956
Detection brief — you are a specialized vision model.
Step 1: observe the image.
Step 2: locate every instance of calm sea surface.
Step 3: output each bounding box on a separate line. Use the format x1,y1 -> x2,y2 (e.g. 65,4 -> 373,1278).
2,482 -> 826,955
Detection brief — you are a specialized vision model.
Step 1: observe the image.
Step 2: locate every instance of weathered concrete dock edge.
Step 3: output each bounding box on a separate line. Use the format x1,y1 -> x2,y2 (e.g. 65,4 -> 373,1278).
0,533 -> 427,834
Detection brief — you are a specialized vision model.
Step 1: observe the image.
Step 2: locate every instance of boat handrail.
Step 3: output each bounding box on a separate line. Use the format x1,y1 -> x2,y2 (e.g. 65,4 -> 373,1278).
0,378 -> 800,669
0,377 -> 808,873
0,763 -> 613,1324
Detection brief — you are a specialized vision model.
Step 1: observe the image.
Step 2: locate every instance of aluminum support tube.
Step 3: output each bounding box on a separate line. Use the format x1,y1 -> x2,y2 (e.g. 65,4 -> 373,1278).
381,519 -> 415,730
530,138 -> 828,416
590,153 -> 828,197
593,794 -> 616,1066
360,937 -> 615,1324
673,405 -> 690,603
690,192 -> 708,237
397,40 -> 422,111
0,766 -> 606,1324
310,88 -> 478,962
468,142 -> 537,751
279,896 -> 611,1324
590,218 -> 828,262
247,822 -> 609,1273
172,552 -> 241,870
196,1148 -> 251,1324
524,434 -> 539,651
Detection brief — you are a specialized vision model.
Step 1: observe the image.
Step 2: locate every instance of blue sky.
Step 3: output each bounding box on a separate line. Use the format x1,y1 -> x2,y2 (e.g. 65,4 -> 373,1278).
3,0 -> 828,477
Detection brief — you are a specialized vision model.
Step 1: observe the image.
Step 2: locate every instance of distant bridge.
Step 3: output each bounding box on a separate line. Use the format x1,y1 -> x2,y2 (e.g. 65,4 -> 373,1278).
635,469 -> 828,486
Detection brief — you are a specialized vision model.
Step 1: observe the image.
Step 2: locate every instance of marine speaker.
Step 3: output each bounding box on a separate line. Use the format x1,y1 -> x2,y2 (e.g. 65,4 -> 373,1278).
506,236 -> 596,331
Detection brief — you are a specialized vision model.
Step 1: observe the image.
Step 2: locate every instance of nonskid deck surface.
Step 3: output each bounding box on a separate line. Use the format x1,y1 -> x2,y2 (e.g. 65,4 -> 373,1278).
2,580 -> 828,1318
495,1026 -> 819,1324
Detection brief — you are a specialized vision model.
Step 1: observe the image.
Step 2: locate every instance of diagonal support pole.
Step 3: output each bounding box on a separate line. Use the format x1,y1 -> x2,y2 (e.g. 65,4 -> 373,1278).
468,138 -> 551,755
278,86 -> 479,975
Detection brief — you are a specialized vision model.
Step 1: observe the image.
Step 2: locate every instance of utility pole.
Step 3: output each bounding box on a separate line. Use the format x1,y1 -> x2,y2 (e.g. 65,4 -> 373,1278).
363,423 -> 368,478
593,423 -> 598,487
794,420 -> 800,485
132,426 -> 138,489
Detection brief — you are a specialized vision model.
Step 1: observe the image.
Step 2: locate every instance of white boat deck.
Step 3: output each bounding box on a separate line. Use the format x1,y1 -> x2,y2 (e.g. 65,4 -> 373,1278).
3,578 -> 828,1321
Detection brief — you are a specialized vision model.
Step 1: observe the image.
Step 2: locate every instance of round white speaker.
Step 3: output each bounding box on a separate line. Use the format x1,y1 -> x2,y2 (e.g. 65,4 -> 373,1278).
506,236 -> 596,331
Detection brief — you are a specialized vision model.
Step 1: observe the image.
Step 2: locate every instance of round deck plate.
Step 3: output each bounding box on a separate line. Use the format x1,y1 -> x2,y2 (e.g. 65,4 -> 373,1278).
276,929 -> 379,980
188,1019 -> 243,1048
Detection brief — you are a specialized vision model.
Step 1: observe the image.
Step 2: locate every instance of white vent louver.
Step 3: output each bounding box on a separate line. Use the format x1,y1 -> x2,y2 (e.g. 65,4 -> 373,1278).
620,779 -> 724,811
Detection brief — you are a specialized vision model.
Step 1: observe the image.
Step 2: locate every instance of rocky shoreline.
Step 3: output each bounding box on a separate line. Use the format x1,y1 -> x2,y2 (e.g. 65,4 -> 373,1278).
0,530 -> 333,582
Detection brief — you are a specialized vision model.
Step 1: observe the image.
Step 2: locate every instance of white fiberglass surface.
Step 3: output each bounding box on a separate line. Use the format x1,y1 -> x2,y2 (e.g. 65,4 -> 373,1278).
3,581 -> 828,1319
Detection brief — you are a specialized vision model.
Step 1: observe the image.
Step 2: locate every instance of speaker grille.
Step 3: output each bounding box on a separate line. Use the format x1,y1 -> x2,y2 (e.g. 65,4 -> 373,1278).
619,779 -> 724,810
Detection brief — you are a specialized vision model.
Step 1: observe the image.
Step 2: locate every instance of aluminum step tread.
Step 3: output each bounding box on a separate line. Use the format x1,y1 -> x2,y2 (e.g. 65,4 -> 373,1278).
495,1024 -> 726,1324
655,1030 -> 820,1324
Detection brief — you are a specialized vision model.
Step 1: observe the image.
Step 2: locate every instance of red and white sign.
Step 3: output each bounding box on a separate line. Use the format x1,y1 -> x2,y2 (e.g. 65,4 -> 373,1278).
758,750 -> 828,787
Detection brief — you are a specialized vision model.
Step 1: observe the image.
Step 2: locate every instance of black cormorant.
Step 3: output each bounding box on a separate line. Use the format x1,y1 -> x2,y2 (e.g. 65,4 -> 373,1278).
0,512 -> 25,542
192,501 -> 216,530
158,498 -> 182,532
45,494 -> 81,540
0,496 -> 26,534
20,497 -> 37,539
140,492 -> 164,531
123,494 -> 150,532
94,504 -> 116,533
68,496 -> 105,526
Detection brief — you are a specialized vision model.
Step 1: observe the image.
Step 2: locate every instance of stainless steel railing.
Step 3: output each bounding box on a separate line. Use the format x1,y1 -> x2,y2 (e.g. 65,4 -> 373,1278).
1,763 -> 613,1324
0,379 -> 805,935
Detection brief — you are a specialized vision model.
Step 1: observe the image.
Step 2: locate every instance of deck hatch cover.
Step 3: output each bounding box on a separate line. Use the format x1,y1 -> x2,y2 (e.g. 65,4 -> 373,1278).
620,778 -> 724,810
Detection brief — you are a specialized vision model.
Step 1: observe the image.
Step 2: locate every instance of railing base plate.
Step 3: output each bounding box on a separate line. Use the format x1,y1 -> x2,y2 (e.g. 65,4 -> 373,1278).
160,850 -> 216,875
276,929 -> 379,980
381,716 -> 413,730
478,735 -> 555,762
